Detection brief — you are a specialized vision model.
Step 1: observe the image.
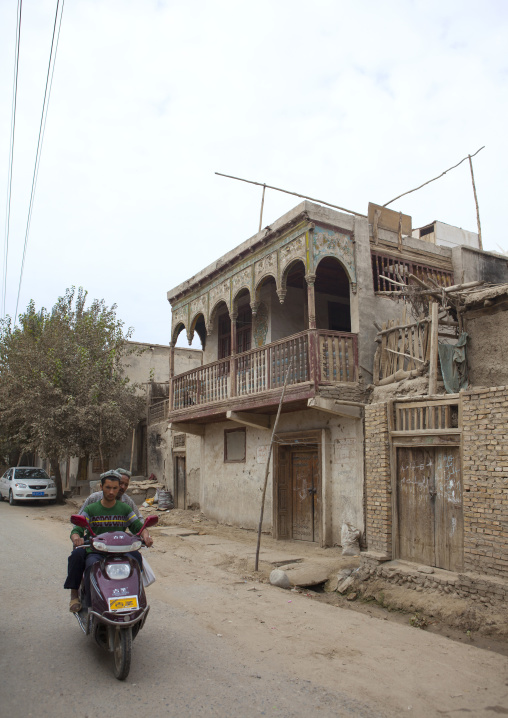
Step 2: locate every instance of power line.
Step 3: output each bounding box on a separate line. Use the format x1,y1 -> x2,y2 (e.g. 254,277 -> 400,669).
2,0 -> 23,320
14,0 -> 65,323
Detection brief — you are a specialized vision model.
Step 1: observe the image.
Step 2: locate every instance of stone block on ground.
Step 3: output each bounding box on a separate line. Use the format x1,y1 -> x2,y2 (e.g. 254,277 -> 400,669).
270,569 -> 292,589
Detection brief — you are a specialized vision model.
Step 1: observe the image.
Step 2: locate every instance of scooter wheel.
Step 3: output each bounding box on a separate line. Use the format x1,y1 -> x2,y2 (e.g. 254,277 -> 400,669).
113,626 -> 132,681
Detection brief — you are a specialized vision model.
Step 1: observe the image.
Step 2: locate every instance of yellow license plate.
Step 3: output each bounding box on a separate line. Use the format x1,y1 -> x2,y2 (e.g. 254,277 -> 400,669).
108,595 -> 139,612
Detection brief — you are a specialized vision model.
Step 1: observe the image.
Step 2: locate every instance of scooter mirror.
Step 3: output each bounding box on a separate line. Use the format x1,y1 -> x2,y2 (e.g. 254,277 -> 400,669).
70,513 -> 96,536
137,515 -> 158,534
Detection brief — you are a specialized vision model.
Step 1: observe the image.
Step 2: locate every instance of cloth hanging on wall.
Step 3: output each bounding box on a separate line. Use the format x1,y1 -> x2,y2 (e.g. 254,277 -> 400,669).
438,332 -> 469,394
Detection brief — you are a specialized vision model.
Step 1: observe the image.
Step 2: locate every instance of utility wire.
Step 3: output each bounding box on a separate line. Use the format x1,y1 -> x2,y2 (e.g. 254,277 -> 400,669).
2,0 -> 23,320
14,0 -> 65,323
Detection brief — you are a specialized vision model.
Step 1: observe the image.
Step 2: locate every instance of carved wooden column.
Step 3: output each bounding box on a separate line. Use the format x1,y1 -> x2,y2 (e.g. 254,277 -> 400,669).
306,273 -> 317,329
169,342 -> 175,410
230,310 -> 238,398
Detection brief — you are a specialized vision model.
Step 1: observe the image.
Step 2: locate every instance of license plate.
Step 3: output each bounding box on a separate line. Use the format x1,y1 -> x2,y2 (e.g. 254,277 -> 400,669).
32,491 -> 45,496
108,595 -> 139,612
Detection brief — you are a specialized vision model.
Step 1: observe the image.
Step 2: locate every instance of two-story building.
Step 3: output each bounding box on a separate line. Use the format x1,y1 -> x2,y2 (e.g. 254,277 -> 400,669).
163,199 -> 493,547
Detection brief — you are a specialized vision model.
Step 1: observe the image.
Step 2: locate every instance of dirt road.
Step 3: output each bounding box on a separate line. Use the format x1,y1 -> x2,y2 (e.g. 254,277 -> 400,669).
1,500 -> 507,717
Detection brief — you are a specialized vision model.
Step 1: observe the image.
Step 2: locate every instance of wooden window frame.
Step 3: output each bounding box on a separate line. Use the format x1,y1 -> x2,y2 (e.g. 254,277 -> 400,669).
224,427 -> 246,463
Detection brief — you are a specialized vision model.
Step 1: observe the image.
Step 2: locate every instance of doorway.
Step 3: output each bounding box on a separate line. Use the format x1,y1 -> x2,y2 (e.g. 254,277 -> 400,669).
396,446 -> 463,571
175,455 -> 186,509
275,437 -> 321,542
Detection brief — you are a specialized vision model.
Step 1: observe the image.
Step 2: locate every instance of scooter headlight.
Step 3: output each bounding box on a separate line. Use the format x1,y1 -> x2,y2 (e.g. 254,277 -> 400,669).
105,563 -> 131,580
93,541 -> 108,552
130,540 -> 142,551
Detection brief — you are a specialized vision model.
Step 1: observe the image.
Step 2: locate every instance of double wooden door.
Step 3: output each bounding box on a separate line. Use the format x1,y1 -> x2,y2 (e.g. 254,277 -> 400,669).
277,446 -> 320,542
397,446 -> 463,571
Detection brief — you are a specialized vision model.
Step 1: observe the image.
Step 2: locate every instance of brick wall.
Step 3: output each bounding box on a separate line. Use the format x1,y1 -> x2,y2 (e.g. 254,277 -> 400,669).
462,386 -> 508,580
365,402 -> 392,555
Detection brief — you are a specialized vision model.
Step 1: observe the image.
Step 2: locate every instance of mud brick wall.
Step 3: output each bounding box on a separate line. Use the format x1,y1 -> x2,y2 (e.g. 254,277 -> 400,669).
365,402 -> 392,554
462,386 -> 508,580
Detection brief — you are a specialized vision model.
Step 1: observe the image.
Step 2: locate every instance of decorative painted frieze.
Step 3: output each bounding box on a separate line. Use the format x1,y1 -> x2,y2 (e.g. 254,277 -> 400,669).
279,233 -> 307,275
313,226 -> 356,286
232,266 -> 252,298
255,251 -> 277,283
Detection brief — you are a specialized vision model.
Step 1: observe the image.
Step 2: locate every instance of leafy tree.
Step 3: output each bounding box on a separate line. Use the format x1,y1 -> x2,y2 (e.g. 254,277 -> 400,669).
0,288 -> 144,502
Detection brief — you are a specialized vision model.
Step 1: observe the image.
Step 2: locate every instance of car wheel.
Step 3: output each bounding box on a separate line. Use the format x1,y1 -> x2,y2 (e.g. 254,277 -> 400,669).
9,490 -> 16,506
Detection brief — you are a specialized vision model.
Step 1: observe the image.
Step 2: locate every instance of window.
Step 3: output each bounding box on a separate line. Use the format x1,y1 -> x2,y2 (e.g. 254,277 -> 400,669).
224,428 -> 246,463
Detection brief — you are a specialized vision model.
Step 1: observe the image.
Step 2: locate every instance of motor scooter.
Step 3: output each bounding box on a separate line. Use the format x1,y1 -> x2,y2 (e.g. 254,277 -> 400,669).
69,513 -> 158,680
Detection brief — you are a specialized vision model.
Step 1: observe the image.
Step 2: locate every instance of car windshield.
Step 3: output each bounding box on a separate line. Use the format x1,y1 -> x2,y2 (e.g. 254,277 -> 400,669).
15,469 -> 49,480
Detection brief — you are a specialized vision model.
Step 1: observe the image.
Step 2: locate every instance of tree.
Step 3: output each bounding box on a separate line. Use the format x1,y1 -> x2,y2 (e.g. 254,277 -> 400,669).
0,288 -> 144,502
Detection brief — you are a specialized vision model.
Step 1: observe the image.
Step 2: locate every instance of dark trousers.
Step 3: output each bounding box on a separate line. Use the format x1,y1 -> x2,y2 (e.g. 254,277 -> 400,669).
64,548 -> 142,590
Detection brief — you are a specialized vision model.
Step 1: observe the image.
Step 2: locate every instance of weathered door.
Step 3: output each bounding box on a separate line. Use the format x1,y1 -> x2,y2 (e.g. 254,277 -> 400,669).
277,446 -> 320,542
175,456 -> 186,509
397,446 -> 463,571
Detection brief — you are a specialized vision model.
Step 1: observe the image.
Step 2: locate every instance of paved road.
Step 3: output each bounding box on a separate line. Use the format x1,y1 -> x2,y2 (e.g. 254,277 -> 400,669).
0,503 -> 380,718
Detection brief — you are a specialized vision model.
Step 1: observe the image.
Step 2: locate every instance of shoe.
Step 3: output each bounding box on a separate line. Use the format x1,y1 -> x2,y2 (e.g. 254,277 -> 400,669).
69,597 -> 82,613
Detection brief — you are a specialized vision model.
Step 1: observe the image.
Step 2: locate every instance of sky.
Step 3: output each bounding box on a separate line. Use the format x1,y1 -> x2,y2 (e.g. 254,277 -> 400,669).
0,0 -> 507,347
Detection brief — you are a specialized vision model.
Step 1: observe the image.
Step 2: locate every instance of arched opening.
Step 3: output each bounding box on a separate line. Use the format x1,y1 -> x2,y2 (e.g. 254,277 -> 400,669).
173,322 -> 187,347
272,260 -> 307,340
209,300 -> 231,360
190,313 -> 207,350
234,289 -> 252,354
314,256 -> 351,332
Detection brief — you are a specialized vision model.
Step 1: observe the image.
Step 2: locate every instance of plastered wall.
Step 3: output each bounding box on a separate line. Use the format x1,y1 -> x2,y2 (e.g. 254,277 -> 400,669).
198,408 -> 364,545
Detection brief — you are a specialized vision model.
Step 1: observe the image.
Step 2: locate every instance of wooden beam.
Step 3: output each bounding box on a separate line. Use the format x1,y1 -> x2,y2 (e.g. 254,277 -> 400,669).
428,302 -> 439,395
168,422 -> 205,436
226,411 -> 271,430
307,397 -> 362,419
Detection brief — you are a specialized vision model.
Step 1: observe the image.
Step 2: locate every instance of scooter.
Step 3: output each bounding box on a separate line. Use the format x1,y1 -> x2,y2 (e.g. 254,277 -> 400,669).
70,513 -> 158,680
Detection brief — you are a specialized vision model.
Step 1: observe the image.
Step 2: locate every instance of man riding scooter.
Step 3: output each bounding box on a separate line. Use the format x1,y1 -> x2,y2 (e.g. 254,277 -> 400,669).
64,471 -> 153,612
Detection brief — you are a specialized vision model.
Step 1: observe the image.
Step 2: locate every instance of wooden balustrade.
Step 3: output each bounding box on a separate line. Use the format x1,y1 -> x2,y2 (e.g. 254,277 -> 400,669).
166,329 -> 358,416
148,400 -> 169,424
172,359 -> 230,410
318,331 -> 358,383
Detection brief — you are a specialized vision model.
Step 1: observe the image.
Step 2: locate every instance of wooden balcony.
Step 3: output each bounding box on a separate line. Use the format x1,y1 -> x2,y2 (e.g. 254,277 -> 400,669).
149,329 -> 358,425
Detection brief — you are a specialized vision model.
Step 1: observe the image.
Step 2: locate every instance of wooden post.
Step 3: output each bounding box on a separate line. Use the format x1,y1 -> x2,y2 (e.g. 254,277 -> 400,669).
255,359 -> 293,572
129,427 -> 136,474
230,310 -> 237,398
169,342 -> 175,410
468,154 -> 483,250
428,302 -> 439,395
306,273 -> 317,330
258,184 -> 266,232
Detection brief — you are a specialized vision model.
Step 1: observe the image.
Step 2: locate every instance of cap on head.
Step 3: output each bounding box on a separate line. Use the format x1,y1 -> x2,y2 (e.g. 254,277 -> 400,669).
116,468 -> 132,477
100,470 -> 121,484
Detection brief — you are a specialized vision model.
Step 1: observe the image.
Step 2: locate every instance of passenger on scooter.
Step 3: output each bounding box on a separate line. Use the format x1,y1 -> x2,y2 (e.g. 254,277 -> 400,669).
79,468 -> 140,517
64,472 -> 153,613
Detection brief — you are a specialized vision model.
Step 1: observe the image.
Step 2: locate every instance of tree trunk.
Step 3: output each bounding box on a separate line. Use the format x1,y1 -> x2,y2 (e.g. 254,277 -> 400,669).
50,456 -> 65,503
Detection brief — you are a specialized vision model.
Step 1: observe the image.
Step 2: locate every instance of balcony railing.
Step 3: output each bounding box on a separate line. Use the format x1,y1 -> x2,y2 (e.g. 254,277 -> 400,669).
165,329 -> 358,415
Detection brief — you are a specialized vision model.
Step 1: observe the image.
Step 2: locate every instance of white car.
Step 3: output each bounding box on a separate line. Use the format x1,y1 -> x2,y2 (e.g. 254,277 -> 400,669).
0,467 -> 57,505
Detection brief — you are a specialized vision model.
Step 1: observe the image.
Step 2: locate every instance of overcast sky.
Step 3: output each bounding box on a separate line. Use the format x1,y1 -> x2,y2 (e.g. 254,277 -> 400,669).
1,0 -> 507,347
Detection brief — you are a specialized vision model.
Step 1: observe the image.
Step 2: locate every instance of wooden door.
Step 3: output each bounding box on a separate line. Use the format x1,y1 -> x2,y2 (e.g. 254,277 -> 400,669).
175,456 -> 186,509
277,446 -> 320,542
397,446 -> 463,571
